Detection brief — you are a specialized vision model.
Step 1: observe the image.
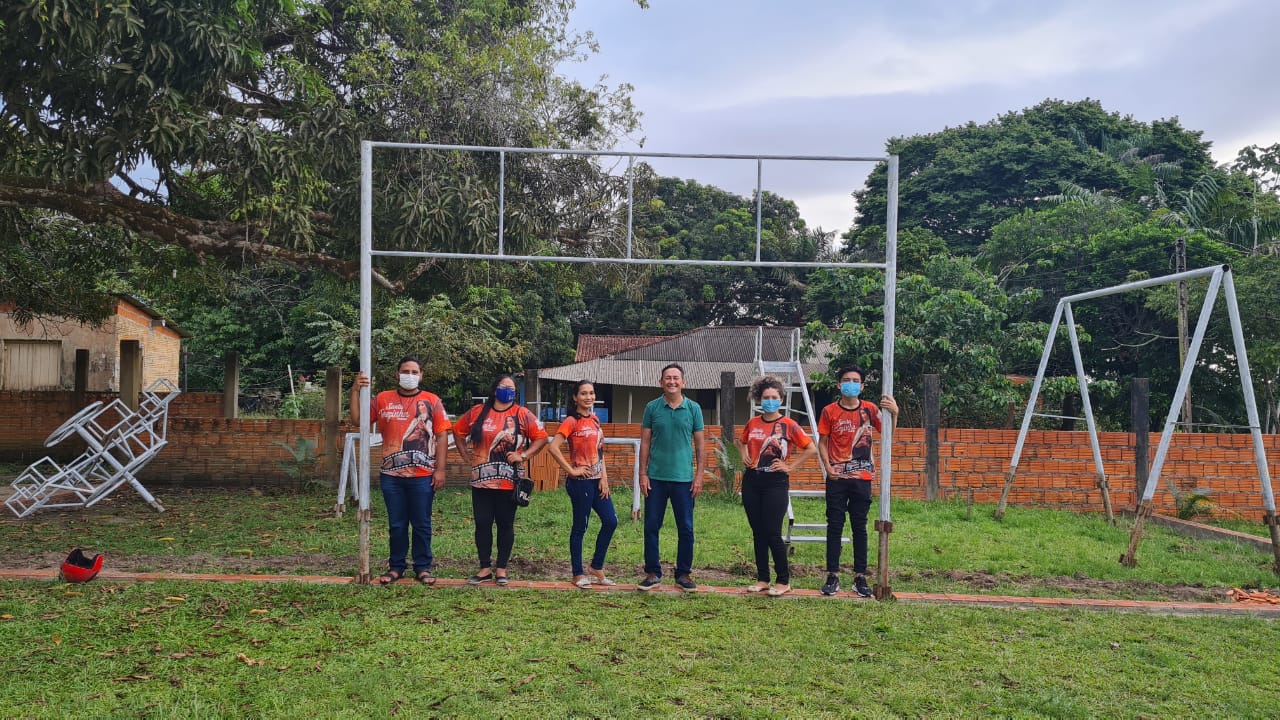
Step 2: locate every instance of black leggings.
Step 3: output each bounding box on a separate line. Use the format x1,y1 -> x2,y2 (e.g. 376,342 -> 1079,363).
826,479 -> 872,574
472,487 -> 517,569
741,469 -> 790,584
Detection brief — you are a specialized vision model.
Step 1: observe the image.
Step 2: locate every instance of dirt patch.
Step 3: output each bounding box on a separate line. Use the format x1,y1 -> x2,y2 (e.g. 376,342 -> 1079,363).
899,568 -> 1241,603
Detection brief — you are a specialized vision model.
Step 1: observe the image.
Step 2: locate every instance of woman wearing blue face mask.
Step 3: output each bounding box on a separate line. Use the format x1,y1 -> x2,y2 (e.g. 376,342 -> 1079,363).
735,376 -> 818,596
453,374 -> 548,585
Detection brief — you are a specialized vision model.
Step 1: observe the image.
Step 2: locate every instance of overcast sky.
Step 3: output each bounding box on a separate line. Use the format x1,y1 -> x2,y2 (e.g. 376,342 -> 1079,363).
561,0 -> 1280,234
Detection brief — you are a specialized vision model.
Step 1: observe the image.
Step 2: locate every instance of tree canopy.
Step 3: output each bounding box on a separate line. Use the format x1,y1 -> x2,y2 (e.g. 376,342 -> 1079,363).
0,0 -> 639,319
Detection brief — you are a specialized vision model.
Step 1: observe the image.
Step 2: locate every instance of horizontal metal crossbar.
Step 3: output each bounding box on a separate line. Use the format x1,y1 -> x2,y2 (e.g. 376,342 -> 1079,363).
370,249 -> 883,270
1031,413 -> 1085,421
367,141 -> 887,163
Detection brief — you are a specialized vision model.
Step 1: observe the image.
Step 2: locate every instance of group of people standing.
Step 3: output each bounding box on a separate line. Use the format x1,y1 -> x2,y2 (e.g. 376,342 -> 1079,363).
351,358 -> 896,596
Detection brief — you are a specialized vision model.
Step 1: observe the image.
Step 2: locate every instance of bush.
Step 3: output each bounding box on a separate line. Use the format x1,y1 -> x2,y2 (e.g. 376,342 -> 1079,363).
279,389 -> 327,419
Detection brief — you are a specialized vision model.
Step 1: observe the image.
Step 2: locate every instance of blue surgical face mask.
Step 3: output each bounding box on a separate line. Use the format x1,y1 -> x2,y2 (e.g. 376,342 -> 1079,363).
494,387 -> 517,404
839,381 -> 862,398
760,398 -> 782,413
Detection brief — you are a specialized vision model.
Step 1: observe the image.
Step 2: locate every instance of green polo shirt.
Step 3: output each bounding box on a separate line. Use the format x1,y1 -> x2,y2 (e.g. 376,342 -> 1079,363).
641,395 -> 704,482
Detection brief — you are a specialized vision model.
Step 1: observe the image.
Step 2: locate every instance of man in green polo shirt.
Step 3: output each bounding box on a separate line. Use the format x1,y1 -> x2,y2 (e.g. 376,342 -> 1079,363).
637,363 -> 706,591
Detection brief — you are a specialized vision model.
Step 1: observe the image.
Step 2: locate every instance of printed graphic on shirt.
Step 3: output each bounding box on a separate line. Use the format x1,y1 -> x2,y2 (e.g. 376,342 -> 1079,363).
557,413 -> 604,480
818,401 -> 881,480
740,416 -> 812,471
454,404 -> 548,490
371,391 -> 451,478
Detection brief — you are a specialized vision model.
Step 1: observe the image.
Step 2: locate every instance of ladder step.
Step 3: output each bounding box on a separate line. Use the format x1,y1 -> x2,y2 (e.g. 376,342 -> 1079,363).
786,536 -> 848,544
789,490 -> 825,498
759,361 -> 798,374
1031,412 -> 1085,421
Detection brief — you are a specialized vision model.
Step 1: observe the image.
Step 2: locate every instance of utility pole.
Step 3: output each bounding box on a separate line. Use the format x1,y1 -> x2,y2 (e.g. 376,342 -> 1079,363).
1175,235 -> 1192,429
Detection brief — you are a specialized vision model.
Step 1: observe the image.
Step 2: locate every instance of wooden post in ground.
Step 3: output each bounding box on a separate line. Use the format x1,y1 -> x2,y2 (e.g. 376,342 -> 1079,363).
73,349 -> 89,409
119,340 -> 142,412
1121,499 -> 1153,567
922,374 -> 940,501
222,351 -> 239,419
1131,378 -> 1150,503
324,366 -> 342,488
719,371 -> 735,493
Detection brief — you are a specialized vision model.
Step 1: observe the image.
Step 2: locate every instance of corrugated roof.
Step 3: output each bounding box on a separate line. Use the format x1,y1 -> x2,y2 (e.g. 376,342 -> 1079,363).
574,334 -> 665,362
612,326 -> 829,364
537,359 -> 830,390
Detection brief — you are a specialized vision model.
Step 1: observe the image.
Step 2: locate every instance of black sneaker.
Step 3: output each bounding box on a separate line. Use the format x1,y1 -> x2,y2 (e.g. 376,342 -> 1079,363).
821,573 -> 840,596
854,574 -> 874,598
637,575 -> 661,591
674,575 -> 697,592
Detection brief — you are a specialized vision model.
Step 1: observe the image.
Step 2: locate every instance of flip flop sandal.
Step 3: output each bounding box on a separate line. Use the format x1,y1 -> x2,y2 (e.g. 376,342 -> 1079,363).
377,570 -> 403,586
495,575 -> 510,586
744,583 -> 769,593
416,570 -> 436,586
767,585 -> 792,597
573,576 -> 593,588
466,572 -> 494,585
591,576 -> 618,587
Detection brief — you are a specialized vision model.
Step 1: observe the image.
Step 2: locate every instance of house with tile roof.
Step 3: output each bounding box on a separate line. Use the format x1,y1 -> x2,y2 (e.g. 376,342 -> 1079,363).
537,326 -> 834,425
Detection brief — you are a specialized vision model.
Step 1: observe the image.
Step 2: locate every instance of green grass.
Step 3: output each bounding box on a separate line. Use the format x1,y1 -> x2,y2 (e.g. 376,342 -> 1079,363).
1,486 -> 1277,598
1,582 -> 1278,719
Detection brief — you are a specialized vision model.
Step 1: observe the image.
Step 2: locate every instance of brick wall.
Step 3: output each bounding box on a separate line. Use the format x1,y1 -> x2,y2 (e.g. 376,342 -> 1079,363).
113,300 -> 182,390
3,390 -> 1278,518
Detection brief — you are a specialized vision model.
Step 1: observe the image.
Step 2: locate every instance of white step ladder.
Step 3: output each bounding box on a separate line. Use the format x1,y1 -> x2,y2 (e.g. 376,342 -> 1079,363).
754,328 -> 846,548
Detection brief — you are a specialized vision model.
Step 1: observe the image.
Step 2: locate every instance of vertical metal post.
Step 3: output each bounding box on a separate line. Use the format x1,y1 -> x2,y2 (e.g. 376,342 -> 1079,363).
1131,378 -> 1150,501
497,150 -> 506,256
357,140 -> 373,584
1124,267 -> 1223,567
1064,303 -> 1113,523
625,155 -> 635,259
874,155 -> 899,599
754,159 -> 764,263
1221,270 -> 1280,573
996,301 -> 1066,519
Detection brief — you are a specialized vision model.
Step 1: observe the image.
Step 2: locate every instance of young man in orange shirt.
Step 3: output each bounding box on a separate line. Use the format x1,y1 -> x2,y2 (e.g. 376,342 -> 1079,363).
817,365 -> 897,597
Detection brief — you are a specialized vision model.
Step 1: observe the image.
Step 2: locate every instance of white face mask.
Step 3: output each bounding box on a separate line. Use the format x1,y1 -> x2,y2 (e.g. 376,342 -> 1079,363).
398,373 -> 420,391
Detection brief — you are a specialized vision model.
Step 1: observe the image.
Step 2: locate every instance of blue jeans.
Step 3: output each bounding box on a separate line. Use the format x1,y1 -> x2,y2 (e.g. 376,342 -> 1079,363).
380,473 -> 435,574
566,478 -> 619,576
644,479 -> 695,577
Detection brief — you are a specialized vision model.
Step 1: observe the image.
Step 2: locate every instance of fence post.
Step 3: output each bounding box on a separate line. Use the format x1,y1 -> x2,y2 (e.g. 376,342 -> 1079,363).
720,371 -> 735,488
324,366 -> 342,484
1131,378 -> 1150,504
923,373 -> 940,501
73,349 -> 89,409
223,351 -> 239,419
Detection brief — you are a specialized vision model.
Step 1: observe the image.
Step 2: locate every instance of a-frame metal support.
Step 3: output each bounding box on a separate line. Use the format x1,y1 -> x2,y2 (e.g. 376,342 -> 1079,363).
994,265 -> 1279,574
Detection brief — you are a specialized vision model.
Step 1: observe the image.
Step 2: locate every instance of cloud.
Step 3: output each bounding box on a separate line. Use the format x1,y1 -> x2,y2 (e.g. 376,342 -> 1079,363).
696,0 -> 1245,109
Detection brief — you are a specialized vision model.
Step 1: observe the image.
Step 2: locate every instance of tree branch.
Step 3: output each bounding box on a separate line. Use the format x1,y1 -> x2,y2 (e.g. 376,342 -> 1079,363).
0,176 -> 397,291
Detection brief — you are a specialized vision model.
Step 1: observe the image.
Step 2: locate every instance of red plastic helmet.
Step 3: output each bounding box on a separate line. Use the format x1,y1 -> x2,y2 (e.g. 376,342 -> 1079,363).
60,548 -> 103,583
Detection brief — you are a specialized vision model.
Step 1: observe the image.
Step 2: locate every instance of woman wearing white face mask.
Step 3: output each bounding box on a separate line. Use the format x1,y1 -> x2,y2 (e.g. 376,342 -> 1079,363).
351,357 -> 452,586
735,376 -> 818,597
453,374 -> 548,586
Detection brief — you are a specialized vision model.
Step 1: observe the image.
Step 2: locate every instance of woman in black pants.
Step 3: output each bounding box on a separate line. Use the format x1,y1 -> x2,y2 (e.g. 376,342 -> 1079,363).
735,376 -> 818,596
453,374 -> 548,585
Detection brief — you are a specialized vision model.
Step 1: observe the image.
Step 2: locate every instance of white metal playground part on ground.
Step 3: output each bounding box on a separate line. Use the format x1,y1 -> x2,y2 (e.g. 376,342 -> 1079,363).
358,142 -> 900,594
994,265 -> 1280,573
6,378 -> 179,518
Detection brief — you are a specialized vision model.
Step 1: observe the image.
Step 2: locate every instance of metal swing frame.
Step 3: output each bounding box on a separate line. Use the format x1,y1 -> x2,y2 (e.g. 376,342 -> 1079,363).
993,265 -> 1279,572
357,141 -> 901,595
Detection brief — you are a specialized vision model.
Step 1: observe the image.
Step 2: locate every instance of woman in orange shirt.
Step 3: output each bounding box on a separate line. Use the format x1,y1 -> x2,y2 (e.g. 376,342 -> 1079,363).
546,380 -> 618,588
453,374 -> 548,586
736,376 -> 818,596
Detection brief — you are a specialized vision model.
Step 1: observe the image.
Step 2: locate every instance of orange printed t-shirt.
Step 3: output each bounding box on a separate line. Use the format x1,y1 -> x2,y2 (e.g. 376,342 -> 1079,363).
370,390 -> 452,478
453,404 -> 548,490
817,399 -> 881,480
556,413 -> 605,480
739,415 -> 812,471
